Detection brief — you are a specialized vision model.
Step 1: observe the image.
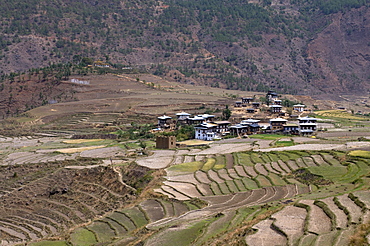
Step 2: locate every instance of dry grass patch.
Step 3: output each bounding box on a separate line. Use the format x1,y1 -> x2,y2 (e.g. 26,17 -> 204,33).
63,139 -> 104,144
56,145 -> 107,153
202,158 -> 215,171
315,110 -> 364,120
348,150 -> 370,159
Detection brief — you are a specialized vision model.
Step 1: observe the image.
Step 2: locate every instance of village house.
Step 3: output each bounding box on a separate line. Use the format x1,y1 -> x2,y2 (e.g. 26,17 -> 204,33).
186,115 -> 206,125
176,111 -> 191,120
293,104 -> 306,112
176,111 -> 191,125
283,123 -> 299,135
273,99 -> 282,105
241,119 -> 261,134
252,102 -> 260,109
230,118 -> 261,136
269,105 -> 283,113
213,121 -> 231,134
269,118 -> 287,132
266,90 -> 278,104
242,97 -> 254,105
157,115 -> 172,129
186,114 -> 215,125
198,114 -> 215,122
298,116 -> 317,135
246,108 -> 255,114
229,124 -> 249,136
235,101 -> 243,107
194,122 -> 218,141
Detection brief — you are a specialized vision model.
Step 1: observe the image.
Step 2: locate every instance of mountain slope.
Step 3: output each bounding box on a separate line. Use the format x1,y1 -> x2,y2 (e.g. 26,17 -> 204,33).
0,0 -> 369,96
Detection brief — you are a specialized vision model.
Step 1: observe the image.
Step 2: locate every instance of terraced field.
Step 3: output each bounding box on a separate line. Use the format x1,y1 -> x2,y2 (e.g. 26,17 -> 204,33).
142,150 -> 370,246
67,199 -> 200,246
243,191 -> 370,246
2,133 -> 370,246
0,165 -> 144,246
156,151 -> 322,200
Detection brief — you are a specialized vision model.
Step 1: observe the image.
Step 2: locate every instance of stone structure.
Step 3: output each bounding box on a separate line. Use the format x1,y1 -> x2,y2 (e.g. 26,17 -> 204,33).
156,136 -> 176,149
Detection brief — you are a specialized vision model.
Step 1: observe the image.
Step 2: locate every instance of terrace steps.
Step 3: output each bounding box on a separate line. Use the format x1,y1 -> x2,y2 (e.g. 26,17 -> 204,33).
7,217 -> 48,237
254,163 -> 268,176
163,181 -> 203,198
12,212 -> 60,235
227,168 -> 243,179
270,205 -> 306,246
160,185 -> 191,200
296,158 -> 308,168
245,219 -> 287,246
74,180 -> 128,199
263,163 -> 279,174
87,221 -> 116,243
217,169 -> 233,181
320,197 -> 348,229
334,226 -> 355,246
207,170 -> 224,183
278,160 -> 291,172
210,183 -> 223,195
102,217 -> 128,236
196,183 -> 214,196
298,233 -> 317,246
37,198 -> 86,224
322,154 -> 341,166
194,171 -> 212,184
194,210 -> 236,245
302,156 -> 318,167
299,200 -> 332,234
314,230 -> 339,246
234,165 -> 251,178
108,212 -> 136,231
311,155 -> 330,166
244,166 -> 258,177
270,162 -> 285,174
225,180 -> 240,193
336,195 -> 362,224
0,220 -> 38,241
183,155 -> 195,163
286,160 -> 299,170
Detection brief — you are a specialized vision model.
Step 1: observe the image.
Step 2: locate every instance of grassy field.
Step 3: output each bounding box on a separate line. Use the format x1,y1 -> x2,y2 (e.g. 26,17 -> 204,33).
202,158 -> 215,171
315,110 -> 366,120
167,161 -> 204,173
250,134 -> 284,140
349,150 -> 370,158
69,228 -> 97,246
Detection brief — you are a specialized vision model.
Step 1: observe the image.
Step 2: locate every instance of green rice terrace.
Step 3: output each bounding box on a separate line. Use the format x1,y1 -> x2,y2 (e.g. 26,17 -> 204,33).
1,133 -> 370,246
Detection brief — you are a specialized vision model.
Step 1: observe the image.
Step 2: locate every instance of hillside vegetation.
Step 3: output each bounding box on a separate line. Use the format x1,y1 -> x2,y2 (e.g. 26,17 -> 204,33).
0,0 -> 368,95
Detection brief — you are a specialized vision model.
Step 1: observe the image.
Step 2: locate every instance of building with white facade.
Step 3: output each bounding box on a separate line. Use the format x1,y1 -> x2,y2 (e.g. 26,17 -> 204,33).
194,122 -> 218,141
298,117 -> 317,135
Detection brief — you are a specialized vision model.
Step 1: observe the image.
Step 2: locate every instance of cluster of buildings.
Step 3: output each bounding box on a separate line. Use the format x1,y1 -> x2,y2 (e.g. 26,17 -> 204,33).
156,114 -> 317,141
155,90 -> 317,141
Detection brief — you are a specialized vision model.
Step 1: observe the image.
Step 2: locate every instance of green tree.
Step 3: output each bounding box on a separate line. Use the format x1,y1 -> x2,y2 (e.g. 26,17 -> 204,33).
222,105 -> 231,120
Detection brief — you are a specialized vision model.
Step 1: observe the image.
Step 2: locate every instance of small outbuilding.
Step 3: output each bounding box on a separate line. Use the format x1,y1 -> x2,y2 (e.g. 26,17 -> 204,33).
156,136 -> 176,149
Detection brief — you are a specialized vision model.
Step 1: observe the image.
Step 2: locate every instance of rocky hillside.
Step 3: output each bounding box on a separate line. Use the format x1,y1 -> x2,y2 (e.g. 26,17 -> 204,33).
0,0 -> 369,96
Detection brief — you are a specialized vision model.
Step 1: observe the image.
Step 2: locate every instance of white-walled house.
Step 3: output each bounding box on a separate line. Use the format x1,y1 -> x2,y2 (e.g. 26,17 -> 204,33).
176,111 -> 191,120
298,117 -> 317,135
293,104 -> 306,112
194,122 -> 218,141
